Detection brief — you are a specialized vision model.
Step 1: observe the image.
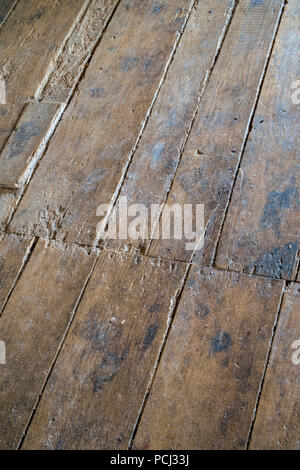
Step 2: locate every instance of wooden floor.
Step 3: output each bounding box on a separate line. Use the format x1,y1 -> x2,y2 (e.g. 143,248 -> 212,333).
0,0 -> 299,450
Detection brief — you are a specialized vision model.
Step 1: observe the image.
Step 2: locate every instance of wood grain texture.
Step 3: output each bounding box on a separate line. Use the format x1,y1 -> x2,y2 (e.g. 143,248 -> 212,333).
215,0 -> 300,280
0,239 -> 96,449
9,0 -> 195,242
0,0 -> 87,102
133,267 -> 283,450
0,233 -> 32,312
41,0 -> 119,103
102,0 -> 235,253
250,283 -> 300,449
149,0 -> 284,263
0,102 -> 61,187
22,251 -> 186,449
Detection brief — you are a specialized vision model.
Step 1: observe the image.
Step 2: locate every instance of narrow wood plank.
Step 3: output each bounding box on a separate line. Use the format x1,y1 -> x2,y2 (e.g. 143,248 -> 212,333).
0,239 -> 96,449
0,233 -> 31,312
41,0 -> 119,103
10,0 -> 195,242
133,267 -> 283,450
103,0 -> 235,253
0,0 -> 16,25
0,0 -> 87,102
0,104 -> 24,152
215,0 -> 300,280
22,251 -> 186,450
0,102 -> 61,187
250,283 -> 300,449
149,0 -> 284,263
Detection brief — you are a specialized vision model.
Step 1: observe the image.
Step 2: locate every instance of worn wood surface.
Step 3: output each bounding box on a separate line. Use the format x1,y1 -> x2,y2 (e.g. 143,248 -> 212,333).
22,251 -> 186,449
0,239 -> 96,449
41,0 -> 119,103
0,233 -> 32,312
215,0 -> 300,280
0,0 -> 87,102
149,0 -> 284,263
0,102 -> 61,187
250,283 -> 300,449
0,0 -> 298,450
133,267 -> 283,450
103,0 -> 235,253
10,0 -> 194,242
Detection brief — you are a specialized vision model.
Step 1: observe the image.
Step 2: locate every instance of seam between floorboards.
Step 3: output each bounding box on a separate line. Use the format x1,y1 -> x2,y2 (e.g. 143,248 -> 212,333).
246,280 -> 286,449
0,0 -> 19,31
5,0 -> 122,235
0,236 -> 37,318
93,0 -> 199,247
145,0 -> 238,256
17,249 -> 100,449
128,259 -> 192,449
210,0 -> 287,267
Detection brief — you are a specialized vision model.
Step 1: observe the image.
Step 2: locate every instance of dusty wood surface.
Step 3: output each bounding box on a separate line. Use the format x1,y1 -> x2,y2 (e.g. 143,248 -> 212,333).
0,239 -> 96,449
0,102 -> 61,187
21,251 -> 186,449
250,283 -> 300,449
103,0 -> 235,254
0,0 -> 87,102
133,267 -> 284,450
215,0 -> 300,280
149,0 -> 284,263
10,0 -> 195,242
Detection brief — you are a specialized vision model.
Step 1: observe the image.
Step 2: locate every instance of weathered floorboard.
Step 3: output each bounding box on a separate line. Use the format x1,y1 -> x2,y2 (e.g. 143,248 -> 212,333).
0,0 -> 88,102
102,0 -> 235,253
9,0 -> 195,243
133,267 -> 283,450
0,102 -> 61,188
149,0 -> 284,263
0,240 -> 96,449
22,251 -> 186,449
215,0 -> 300,280
250,283 -> 300,449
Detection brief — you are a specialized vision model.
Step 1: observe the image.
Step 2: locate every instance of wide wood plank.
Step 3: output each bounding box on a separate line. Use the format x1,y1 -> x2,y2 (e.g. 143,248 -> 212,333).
0,239 -> 96,449
41,0 -> 119,103
10,0 -> 195,243
22,251 -> 186,449
0,0 -> 87,102
0,102 -> 61,188
250,283 -> 300,449
0,233 -> 32,312
149,0 -> 284,263
133,267 -> 283,450
215,0 -> 300,280
102,0 -> 235,253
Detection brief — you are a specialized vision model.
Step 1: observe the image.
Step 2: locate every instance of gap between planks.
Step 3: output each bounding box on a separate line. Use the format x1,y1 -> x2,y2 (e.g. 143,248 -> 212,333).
210,0 -> 287,266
